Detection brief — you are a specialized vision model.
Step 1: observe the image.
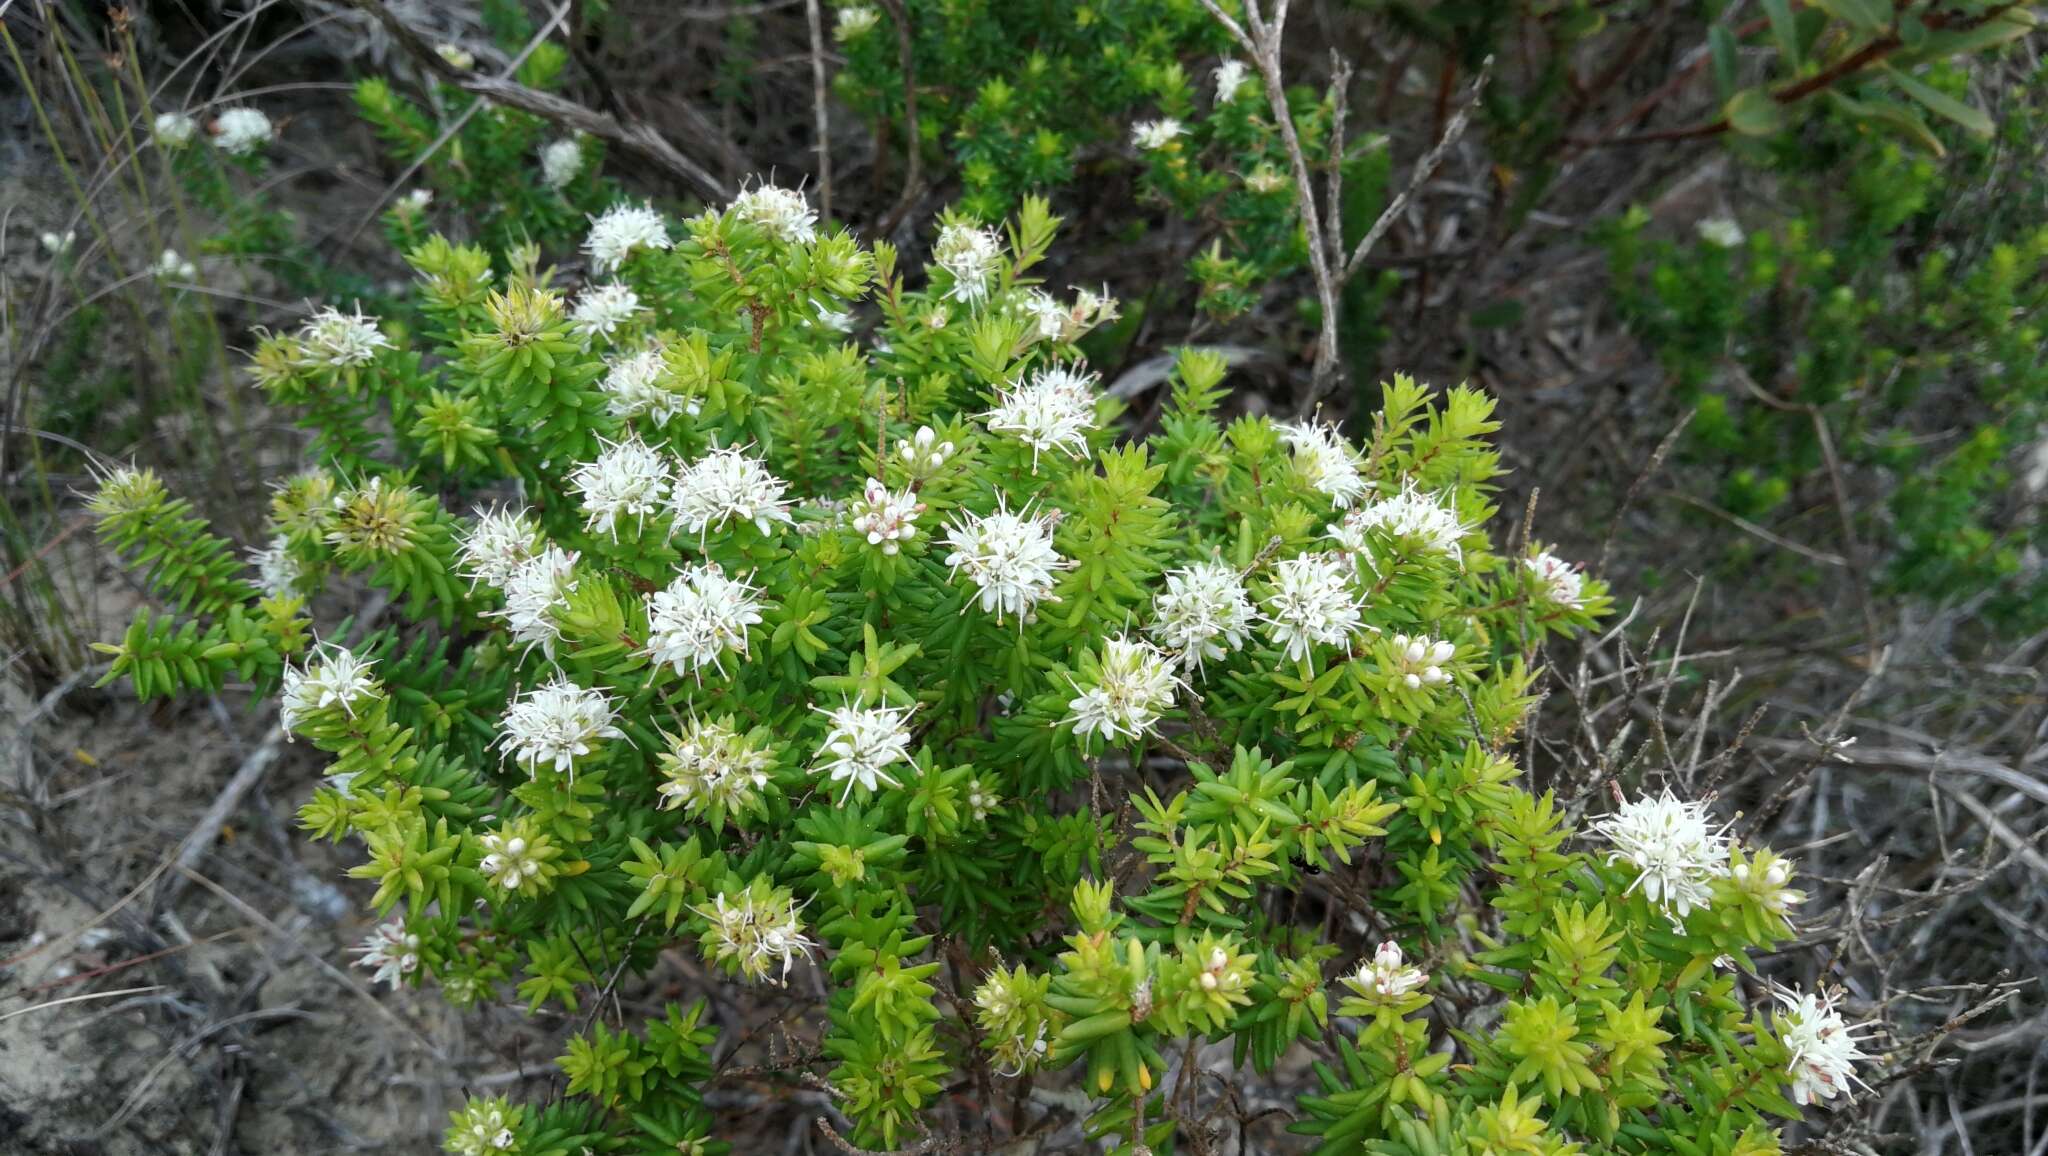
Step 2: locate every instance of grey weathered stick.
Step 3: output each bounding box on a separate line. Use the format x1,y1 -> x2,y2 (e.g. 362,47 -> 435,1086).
152,724 -> 286,914
345,0 -> 732,202
805,0 -> 833,220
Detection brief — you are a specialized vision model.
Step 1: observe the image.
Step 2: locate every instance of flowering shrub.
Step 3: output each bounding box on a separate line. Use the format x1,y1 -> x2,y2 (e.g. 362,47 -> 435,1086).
92,185 -> 1880,1155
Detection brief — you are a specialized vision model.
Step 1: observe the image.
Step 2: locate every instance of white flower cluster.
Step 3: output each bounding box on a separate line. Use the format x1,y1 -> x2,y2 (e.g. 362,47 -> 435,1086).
584,202 -> 670,273
569,436 -> 671,540
1697,217 -> 1746,249
1731,852 -> 1807,914
541,137 -> 584,190
1261,553 -> 1364,662
279,643 -> 379,736
1330,486 -> 1469,563
849,477 -> 924,555
435,42 -> 475,70
151,248 -> 198,282
813,703 -> 916,801
1773,988 -> 1875,1107
1019,286 -> 1119,345
396,188 -> 433,216
694,889 -> 816,984
601,346 -> 693,425
1526,550 -> 1588,608
298,304 -> 391,369
1387,633 -> 1455,689
1213,59 -> 1252,102
1350,940 -> 1428,998
457,505 -> 541,590
350,919 -> 421,989
834,4 -> 880,39
478,828 -> 547,892
496,676 -> 624,778
945,504 -> 1067,621
1149,561 -> 1255,672
1131,118 -> 1186,151
491,543 -> 579,656
154,111 -> 197,149
670,447 -> 795,541
1066,637 -> 1180,742
40,230 -> 75,256
247,534 -> 301,598
448,1099 -> 517,1154
1278,420 -> 1370,509
570,282 -> 644,342
965,777 -> 1000,822
658,716 -> 775,815
933,222 -> 1002,305
1592,789 -> 1731,924
643,564 -> 764,679
212,107 -> 274,155
731,182 -> 819,244
985,365 -> 1098,469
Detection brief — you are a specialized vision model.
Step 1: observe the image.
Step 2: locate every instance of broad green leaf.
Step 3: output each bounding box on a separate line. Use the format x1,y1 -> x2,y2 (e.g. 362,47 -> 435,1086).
1811,0 -> 1890,33
1724,88 -> 1787,137
1762,0 -> 1801,67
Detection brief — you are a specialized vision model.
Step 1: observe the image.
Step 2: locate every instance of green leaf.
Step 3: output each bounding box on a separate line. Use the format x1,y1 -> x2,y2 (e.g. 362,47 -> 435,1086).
1709,26 -> 1739,101
1828,90 -> 1947,155
1885,66 -> 1994,137
1724,88 -> 1787,137
1762,0 -> 1801,67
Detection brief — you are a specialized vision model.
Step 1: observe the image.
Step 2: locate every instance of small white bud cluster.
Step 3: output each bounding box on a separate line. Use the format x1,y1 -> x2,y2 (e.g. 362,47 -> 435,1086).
1388,633 -> 1455,689
540,137 -> 584,190
897,426 -> 956,474
849,477 -> 924,554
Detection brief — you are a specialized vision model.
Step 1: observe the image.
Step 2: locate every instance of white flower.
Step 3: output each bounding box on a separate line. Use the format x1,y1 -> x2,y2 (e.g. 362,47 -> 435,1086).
694,889 -> 815,984
496,676 -> 624,778
657,716 -> 775,815
40,230 -> 74,256
396,188 -> 433,215
151,248 -> 197,281
1526,551 -> 1588,609
457,506 -> 540,590
350,920 -> 421,989
212,107 -> 274,155
569,436 -> 672,540
492,544 -> 579,655
944,503 -> 1067,621
731,183 -> 819,244
154,111 -> 197,149
1066,636 -> 1179,742
279,643 -> 379,736
932,222 -> 1002,305
541,137 -> 584,190
669,447 -> 794,541
584,202 -> 670,273
1278,420 -> 1369,509
449,1100 -> 518,1155
812,703 -> 916,801
984,364 -> 1098,469
570,282 -> 644,342
1149,561 -> 1255,671
848,477 -> 923,555
1773,988 -> 1875,1107
1697,217 -> 1746,249
896,425 -> 956,474
1213,59 -> 1252,102
1592,789 -> 1730,924
643,563 -> 765,679
1260,553 -> 1364,662
1387,633 -> 1455,689
834,4 -> 881,40
1329,486 -> 1470,564
477,828 -> 547,892
1351,940 -> 1428,998
1131,118 -> 1186,151
297,305 -> 391,368
248,534 -> 301,598
600,346 -> 693,425
435,42 -> 475,70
